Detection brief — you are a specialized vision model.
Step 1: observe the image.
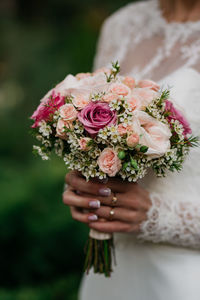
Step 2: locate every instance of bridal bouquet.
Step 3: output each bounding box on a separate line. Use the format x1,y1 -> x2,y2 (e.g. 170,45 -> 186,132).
30,62 -> 198,277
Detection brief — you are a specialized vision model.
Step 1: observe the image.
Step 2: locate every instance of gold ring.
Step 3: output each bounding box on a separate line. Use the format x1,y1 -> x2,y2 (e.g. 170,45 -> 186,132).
111,193 -> 118,206
109,208 -> 115,220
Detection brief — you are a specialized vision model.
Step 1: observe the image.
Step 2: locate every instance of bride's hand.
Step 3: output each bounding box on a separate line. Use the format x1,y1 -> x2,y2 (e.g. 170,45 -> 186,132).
63,171 -> 152,234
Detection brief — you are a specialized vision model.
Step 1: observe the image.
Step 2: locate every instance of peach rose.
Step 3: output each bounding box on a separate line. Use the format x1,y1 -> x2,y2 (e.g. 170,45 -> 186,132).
126,132 -> 139,147
117,123 -> 133,136
127,96 -> 139,111
109,83 -> 130,96
102,93 -> 118,103
137,80 -> 160,92
79,137 -> 92,151
133,111 -> 171,158
59,103 -> 77,121
123,76 -> 135,89
132,88 -> 158,109
98,148 -> 122,177
76,72 -> 91,80
56,119 -> 71,139
72,94 -> 90,110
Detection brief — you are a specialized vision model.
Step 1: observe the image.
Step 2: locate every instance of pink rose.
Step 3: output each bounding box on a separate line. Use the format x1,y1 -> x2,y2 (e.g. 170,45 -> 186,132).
109,83 -> 130,96
76,72 -> 91,80
98,148 -> 121,177
59,103 -> 77,121
126,132 -> 139,147
131,88 -> 158,109
123,76 -> 135,89
165,100 -> 192,137
133,111 -> 171,158
79,137 -> 92,151
117,123 -> 133,136
56,119 -> 71,139
137,80 -> 160,92
31,92 -> 65,128
78,102 -> 117,136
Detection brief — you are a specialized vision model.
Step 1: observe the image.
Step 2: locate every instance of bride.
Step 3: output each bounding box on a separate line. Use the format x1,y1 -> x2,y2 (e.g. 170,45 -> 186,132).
63,0 -> 200,299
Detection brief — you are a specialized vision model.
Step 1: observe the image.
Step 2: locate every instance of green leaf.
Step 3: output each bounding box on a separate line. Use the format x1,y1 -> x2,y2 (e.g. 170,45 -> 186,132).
140,145 -> 148,153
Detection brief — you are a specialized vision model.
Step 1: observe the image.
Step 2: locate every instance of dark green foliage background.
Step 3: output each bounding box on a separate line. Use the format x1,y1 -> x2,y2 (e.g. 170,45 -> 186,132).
0,0 -> 136,298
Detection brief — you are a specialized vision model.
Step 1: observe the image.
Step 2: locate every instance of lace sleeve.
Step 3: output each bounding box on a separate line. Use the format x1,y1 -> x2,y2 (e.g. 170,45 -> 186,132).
138,192 -> 200,249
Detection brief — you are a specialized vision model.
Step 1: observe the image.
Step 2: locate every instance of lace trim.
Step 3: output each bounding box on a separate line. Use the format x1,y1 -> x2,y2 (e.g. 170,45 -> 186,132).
138,193 -> 200,249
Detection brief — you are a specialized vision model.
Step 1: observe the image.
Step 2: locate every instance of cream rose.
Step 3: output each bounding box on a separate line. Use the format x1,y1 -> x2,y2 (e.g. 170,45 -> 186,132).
131,88 -> 158,109
76,72 -> 91,80
133,111 -> 171,158
59,103 -> 77,121
98,148 -> 121,177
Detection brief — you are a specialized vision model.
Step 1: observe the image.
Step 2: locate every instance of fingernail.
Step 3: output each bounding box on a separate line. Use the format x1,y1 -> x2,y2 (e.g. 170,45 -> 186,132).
99,188 -> 111,197
88,214 -> 98,221
89,200 -> 101,208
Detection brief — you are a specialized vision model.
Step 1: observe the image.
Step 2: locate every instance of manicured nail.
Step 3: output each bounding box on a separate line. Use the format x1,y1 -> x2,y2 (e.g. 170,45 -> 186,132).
89,200 -> 101,208
99,188 -> 111,197
88,215 -> 98,221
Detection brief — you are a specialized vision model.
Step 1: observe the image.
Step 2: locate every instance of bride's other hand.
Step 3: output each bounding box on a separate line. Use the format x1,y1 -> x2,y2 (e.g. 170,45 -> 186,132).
63,171 -> 152,234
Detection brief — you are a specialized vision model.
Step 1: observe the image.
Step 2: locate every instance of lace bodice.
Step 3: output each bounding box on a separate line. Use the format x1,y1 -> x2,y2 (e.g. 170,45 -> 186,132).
94,0 -> 200,249
94,0 -> 200,80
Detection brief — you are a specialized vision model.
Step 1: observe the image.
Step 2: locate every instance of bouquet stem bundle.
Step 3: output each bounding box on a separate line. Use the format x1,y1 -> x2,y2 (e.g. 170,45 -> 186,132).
84,236 -> 115,277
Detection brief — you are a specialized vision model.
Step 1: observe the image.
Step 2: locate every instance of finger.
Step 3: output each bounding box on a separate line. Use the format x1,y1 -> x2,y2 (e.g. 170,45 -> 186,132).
106,178 -> 136,193
65,171 -> 112,196
89,221 -> 132,233
94,206 -> 144,223
70,207 -> 99,223
63,188 -> 101,209
71,191 -> 127,208
71,190 -> 146,211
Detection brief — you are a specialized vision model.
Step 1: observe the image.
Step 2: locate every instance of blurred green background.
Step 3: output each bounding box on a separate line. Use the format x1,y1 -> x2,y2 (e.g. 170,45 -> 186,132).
0,0 -> 135,299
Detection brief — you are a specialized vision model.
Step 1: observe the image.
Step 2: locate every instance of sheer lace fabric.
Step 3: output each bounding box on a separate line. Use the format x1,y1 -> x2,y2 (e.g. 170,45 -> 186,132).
94,0 -> 200,78
94,0 -> 200,249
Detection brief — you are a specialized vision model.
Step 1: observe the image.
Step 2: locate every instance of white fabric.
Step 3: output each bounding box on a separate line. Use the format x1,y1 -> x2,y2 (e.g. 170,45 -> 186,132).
80,0 -> 200,299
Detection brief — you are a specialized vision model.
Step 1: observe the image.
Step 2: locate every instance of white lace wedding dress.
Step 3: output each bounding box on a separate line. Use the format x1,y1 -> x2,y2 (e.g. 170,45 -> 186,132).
79,0 -> 200,299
